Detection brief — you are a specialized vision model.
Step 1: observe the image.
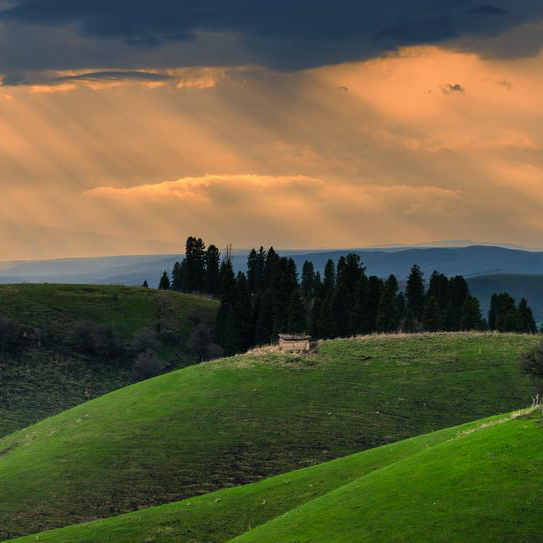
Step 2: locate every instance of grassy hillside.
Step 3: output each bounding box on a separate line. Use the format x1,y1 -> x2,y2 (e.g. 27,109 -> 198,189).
7,414 -> 511,543
0,284 -> 218,437
468,274 -> 543,322
233,410 -> 543,543
0,333 -> 537,539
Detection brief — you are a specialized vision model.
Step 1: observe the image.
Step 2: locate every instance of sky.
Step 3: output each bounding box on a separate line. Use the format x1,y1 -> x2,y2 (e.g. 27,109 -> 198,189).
2,1 -> 543,257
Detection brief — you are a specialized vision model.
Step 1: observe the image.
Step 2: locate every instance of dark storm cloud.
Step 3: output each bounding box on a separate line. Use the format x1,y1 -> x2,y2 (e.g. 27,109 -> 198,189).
1,70 -> 173,86
1,1 -> 543,71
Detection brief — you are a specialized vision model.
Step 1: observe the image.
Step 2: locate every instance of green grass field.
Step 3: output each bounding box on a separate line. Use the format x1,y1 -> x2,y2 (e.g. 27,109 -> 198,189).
0,333 -> 537,539
0,283 -> 216,340
233,410 -> 543,543
0,284 -> 218,437
7,412 -> 520,543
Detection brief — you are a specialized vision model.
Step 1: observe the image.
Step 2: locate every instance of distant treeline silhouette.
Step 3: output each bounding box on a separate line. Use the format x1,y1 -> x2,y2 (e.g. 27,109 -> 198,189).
155,237 -> 537,355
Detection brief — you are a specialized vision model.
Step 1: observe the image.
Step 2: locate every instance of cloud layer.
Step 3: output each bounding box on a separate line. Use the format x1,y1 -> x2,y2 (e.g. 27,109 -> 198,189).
0,1 -> 543,74
0,45 -> 543,255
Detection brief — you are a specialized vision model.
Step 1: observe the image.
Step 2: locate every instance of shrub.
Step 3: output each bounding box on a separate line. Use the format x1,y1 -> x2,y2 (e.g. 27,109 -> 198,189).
520,341 -> 543,385
186,323 -> 224,361
132,349 -> 166,381
72,321 -> 125,358
0,319 -> 23,351
130,327 -> 159,354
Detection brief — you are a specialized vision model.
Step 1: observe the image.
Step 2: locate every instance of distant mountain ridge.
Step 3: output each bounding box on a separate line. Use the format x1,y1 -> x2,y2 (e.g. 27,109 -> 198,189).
3,244 -> 543,318
3,244 -> 543,284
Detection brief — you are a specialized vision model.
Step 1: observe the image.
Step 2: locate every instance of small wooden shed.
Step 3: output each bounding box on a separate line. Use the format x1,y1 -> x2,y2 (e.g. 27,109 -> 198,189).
278,333 -> 311,353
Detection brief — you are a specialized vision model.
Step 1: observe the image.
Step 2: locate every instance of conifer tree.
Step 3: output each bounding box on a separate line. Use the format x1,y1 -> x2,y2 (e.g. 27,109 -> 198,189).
405,265 -> 425,331
204,245 -> 220,296
336,254 -> 363,294
185,236 -> 206,292
309,295 -> 323,338
287,289 -> 307,334
142,280 -> 149,288
350,274 -> 368,334
491,293 -> 517,332
215,259 -> 236,347
301,261 -> 315,299
397,292 -> 406,326
271,257 -> 299,335
460,296 -> 484,331
376,275 -> 400,333
488,293 -> 500,330
427,271 -> 450,311
327,287 -> 348,338
422,296 -> 442,332
518,298 -> 537,334
230,272 -> 253,352
363,276 -> 384,333
247,248 -> 259,293
171,261 -> 186,291
247,247 -> 267,293
255,289 -> 274,345
158,271 -> 171,290
323,259 -> 336,296
313,271 -> 323,298
447,275 -> 470,330
263,247 -> 280,291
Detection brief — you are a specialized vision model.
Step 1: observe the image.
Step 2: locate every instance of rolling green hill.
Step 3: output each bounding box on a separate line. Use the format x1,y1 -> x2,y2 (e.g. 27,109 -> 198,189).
233,409 -> 543,543
7,412 -> 522,543
0,284 -> 218,437
0,333 -> 537,539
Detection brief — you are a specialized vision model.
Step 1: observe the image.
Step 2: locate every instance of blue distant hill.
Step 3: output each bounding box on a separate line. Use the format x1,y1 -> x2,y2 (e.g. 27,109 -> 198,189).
3,245 -> 543,319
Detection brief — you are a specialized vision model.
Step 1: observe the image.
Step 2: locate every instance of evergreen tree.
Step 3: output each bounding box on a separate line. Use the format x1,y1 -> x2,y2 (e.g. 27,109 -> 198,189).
397,292 -> 406,327
336,254 -> 363,294
518,298 -> 537,334
142,280 -> 149,288
323,259 -> 336,296
204,244 -> 220,296
171,261 -> 186,291
447,275 -> 470,330
422,296 -> 442,332
336,253 -> 364,330
427,271 -> 450,310
287,289 -> 307,334
309,295 -> 323,339
460,296 -> 484,331
255,289 -> 274,345
215,259 -> 236,347
158,271 -> 170,290
376,275 -> 400,333
313,271 -> 324,298
328,287 -> 348,338
363,276 -> 384,333
405,265 -> 425,331
271,257 -> 298,334
301,261 -> 315,299
247,247 -> 267,294
185,236 -> 206,292
491,293 -> 518,332
250,293 -> 262,345
247,249 -> 259,293
218,259 -> 235,298
488,293 -> 500,330
228,272 -> 253,353
263,247 -> 280,291
350,274 -> 368,334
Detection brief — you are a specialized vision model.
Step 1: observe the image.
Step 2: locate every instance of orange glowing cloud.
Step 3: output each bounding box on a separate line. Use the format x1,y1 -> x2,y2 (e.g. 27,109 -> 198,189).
2,44 -> 543,257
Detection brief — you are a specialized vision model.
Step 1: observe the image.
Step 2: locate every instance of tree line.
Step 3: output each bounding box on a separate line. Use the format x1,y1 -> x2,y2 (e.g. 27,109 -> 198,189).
157,237 -> 537,355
